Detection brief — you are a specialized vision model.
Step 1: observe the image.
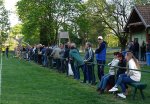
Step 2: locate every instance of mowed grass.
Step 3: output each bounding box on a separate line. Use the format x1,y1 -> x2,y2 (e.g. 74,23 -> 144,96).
1,55 -> 150,104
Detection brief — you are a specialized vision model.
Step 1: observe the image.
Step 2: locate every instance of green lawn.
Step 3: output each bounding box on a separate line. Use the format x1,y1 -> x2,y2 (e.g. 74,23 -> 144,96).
1,55 -> 150,104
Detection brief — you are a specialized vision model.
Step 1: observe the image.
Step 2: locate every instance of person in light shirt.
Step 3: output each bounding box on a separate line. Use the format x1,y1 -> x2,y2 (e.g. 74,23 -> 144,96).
97,52 -> 119,94
109,52 -> 141,99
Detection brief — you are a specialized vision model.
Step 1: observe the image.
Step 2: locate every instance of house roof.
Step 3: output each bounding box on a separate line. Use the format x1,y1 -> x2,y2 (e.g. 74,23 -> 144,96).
135,5 -> 150,27
124,5 -> 150,32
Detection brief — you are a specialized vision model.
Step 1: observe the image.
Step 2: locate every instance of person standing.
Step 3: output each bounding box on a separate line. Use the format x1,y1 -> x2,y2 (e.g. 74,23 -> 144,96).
140,41 -> 146,61
69,43 -> 86,82
95,36 -> 107,81
5,46 -> 9,58
128,41 -> 134,53
2,47 -> 5,56
133,40 -> 139,59
63,44 -> 70,76
51,45 -> 61,71
84,42 -> 95,85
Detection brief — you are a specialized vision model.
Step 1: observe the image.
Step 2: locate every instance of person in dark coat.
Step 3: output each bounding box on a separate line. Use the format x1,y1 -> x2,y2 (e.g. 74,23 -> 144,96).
5,46 -> 9,58
140,41 -> 146,61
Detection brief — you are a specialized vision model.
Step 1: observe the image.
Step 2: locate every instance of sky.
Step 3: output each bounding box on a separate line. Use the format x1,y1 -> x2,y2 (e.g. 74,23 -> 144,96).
4,0 -> 20,26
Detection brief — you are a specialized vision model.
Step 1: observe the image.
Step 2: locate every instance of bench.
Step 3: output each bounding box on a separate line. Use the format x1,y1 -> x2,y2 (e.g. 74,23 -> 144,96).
128,82 -> 147,100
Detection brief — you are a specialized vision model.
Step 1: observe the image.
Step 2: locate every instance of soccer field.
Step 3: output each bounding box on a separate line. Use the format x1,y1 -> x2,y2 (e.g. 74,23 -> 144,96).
1,56 -> 150,104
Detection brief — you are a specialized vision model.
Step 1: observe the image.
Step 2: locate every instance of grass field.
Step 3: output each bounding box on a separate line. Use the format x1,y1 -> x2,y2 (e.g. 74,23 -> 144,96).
1,55 -> 150,104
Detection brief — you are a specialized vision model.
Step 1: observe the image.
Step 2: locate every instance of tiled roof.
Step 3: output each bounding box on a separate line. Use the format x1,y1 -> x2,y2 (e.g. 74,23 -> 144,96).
135,5 -> 150,26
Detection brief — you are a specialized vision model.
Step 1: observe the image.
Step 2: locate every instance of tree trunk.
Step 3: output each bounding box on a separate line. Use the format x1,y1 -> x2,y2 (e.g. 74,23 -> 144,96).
40,26 -> 48,46
119,37 -> 127,51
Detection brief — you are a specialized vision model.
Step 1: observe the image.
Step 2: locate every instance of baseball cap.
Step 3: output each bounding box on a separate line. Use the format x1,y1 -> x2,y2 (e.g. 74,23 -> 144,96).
98,36 -> 103,40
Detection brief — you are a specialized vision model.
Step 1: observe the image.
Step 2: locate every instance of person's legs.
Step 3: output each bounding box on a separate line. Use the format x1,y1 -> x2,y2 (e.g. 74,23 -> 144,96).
117,76 -> 137,99
71,62 -> 76,79
81,65 -> 86,83
97,60 -> 105,81
87,64 -> 92,83
91,64 -> 96,84
120,76 -> 136,93
56,59 -> 61,71
109,74 -> 127,92
115,74 -> 127,87
97,75 -> 105,89
65,60 -> 69,76
101,74 -> 111,90
76,66 -> 80,80
6,52 -> 8,58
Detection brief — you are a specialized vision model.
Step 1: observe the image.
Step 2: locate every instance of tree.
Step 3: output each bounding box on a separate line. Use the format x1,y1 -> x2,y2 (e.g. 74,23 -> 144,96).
17,0 -> 83,45
134,0 -> 150,5
0,0 -> 10,50
86,0 -> 130,50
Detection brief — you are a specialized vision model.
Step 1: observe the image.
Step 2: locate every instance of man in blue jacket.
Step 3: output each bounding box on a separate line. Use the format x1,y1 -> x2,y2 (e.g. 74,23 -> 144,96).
95,36 -> 107,81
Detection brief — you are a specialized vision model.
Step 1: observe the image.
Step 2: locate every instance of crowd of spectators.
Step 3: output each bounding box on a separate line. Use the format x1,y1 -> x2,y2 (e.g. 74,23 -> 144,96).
12,36 -> 142,99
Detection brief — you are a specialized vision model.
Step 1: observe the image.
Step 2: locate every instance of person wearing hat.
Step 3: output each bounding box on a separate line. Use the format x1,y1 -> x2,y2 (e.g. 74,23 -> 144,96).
95,36 -> 107,81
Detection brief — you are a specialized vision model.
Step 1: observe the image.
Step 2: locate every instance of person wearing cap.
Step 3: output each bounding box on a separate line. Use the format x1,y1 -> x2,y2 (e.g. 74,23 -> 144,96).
95,36 -> 107,81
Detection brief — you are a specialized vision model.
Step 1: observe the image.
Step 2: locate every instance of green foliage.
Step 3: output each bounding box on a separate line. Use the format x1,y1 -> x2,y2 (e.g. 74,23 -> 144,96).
105,34 -> 119,47
16,0 -> 108,46
11,24 -> 22,36
134,0 -> 150,5
0,0 -> 10,47
16,0 -> 150,48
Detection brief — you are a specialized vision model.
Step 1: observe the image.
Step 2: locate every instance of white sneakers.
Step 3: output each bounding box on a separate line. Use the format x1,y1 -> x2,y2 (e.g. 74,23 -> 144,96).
117,93 -> 126,99
109,87 -> 126,99
109,87 -> 118,92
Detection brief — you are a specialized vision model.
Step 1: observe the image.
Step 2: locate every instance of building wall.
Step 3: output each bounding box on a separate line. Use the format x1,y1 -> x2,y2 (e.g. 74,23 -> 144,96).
132,30 -> 146,46
131,30 -> 146,59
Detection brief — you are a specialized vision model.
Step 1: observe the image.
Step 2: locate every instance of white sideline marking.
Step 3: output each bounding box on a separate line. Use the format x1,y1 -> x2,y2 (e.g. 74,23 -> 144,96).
0,52 -> 2,96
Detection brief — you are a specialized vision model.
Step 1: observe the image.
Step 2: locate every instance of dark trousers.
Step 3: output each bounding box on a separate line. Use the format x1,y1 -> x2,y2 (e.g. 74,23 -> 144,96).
97,60 -> 105,81
48,56 -> 53,68
60,59 -> 65,73
141,52 -> 146,61
87,64 -> 95,84
56,59 -> 61,71
70,61 -> 76,78
74,64 -> 86,82
34,54 -> 38,63
6,51 -> 8,58
64,60 -> 69,75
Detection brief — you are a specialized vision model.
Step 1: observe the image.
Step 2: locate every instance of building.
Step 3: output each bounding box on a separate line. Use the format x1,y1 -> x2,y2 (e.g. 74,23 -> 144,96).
124,5 -> 150,46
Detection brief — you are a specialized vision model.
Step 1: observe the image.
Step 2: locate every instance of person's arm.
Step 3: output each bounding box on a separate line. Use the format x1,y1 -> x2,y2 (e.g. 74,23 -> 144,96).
51,49 -> 55,56
85,49 -> 93,62
95,42 -> 106,54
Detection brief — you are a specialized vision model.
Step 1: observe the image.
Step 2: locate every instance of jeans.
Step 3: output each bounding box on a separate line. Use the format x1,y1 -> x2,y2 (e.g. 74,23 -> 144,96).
74,64 -> 86,82
115,74 -> 137,93
97,60 -> 105,81
98,74 -> 111,90
86,64 -> 95,84
70,62 -> 75,78
74,65 -> 80,80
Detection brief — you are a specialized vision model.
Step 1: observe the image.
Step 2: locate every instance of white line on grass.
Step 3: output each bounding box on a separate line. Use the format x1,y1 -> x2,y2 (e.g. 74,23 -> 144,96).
0,52 -> 2,96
